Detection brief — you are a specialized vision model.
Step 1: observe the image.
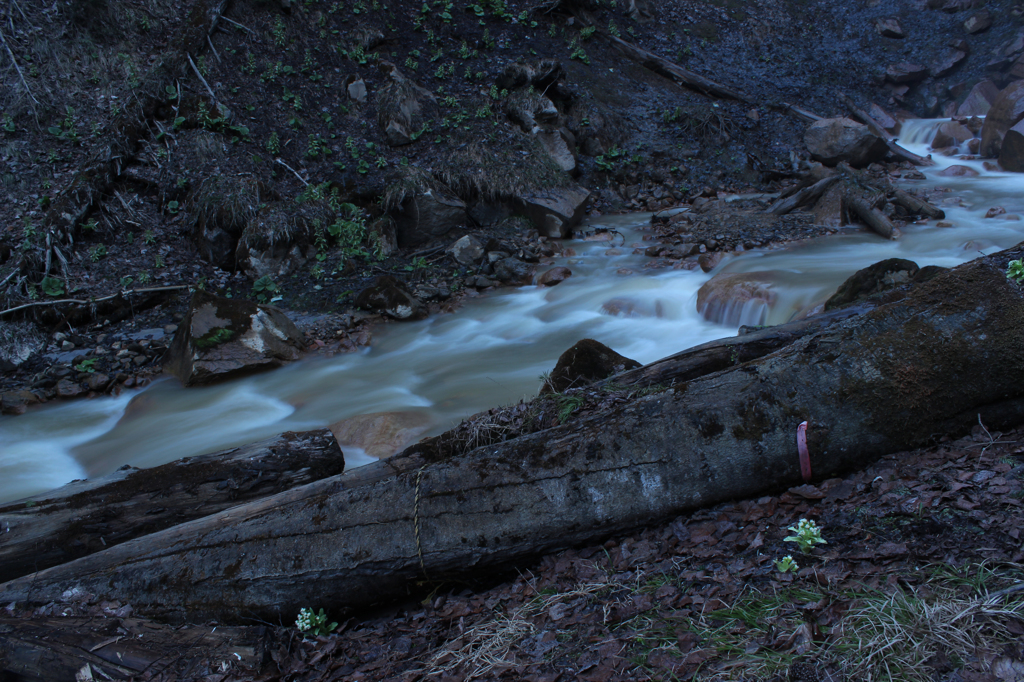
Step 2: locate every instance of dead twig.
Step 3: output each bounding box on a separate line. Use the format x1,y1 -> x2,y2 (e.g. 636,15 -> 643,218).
187,53 -> 231,120
274,158 -> 309,186
0,26 -> 38,122
0,285 -> 190,318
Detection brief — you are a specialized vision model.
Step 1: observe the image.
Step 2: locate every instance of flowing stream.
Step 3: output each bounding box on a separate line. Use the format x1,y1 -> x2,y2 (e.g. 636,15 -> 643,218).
1,119 -> 1023,505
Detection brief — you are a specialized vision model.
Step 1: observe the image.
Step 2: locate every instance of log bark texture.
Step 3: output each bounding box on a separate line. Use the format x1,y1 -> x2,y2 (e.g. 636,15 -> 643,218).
0,615 -> 273,681
846,193 -> 899,239
3,249 -> 1024,622
0,429 -> 343,583
767,176 -> 839,215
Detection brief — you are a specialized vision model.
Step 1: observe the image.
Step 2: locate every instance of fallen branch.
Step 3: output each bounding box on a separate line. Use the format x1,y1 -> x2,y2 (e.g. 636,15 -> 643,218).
767,176 -> 838,215
891,187 -> 944,220
778,101 -> 823,123
0,26 -> 38,122
847,192 -> 898,239
188,52 -> 231,120
0,285 -> 190,318
839,92 -> 933,167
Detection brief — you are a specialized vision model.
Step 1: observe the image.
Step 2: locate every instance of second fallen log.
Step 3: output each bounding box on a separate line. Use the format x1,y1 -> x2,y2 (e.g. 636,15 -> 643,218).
0,429 -> 344,583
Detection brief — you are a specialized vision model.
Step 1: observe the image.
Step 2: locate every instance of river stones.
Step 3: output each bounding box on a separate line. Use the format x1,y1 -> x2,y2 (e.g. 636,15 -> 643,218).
540,339 -> 641,394
163,290 -> 306,387
537,266 -> 572,286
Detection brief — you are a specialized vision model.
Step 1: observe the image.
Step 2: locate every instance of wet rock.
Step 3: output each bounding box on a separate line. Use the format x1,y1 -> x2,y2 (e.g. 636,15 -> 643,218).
537,266 -> 572,286
932,121 -> 973,149
1,390 -> 43,415
391,186 -> 467,249
986,206 -> 1008,218
963,9 -> 991,33
938,164 -> 980,177
540,339 -> 641,394
448,235 -> 485,266
981,80 -> 1024,158
957,80 -> 1001,118
163,290 -> 306,387
874,17 -> 904,38
824,259 -> 919,310
698,252 -> 724,273
355,276 -> 426,320
885,63 -> 928,84
493,257 -> 536,285
85,373 -> 111,392
804,118 -> 888,167
329,411 -> 431,459
932,48 -> 967,78
600,297 -> 663,318
696,272 -> 779,327
56,379 -> 84,399
515,184 -> 590,238
999,120 -> 1024,172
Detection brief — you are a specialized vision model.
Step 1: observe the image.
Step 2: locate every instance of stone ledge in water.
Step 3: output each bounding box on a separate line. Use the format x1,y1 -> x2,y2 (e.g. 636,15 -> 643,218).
163,289 -> 306,387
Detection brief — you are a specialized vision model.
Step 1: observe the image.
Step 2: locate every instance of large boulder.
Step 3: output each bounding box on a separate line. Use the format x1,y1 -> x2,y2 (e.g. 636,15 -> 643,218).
824,258 -> 919,310
391,186 -> 467,249
164,290 -> 306,387
540,339 -> 641,394
999,120 -> 1024,172
957,80 -> 1000,117
932,121 -> 973,149
515,184 -> 590,238
980,80 -> 1024,158
803,118 -> 889,167
354,276 -> 425,320
696,271 -> 778,327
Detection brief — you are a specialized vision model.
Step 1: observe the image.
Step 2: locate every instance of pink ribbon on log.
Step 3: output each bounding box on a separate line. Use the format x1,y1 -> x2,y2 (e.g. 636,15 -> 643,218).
797,421 -> 811,482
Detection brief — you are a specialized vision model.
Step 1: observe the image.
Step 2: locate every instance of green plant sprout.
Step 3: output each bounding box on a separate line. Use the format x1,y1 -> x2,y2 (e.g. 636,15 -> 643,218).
774,555 -> 799,574
1007,259 -> 1024,283
784,519 -> 826,553
295,607 -> 338,637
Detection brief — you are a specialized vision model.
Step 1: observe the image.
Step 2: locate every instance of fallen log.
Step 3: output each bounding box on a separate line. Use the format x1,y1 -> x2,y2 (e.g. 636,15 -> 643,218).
0,614 -> 273,682
839,92 -> 934,167
767,176 -> 839,215
846,192 -> 899,239
601,32 -> 749,102
891,187 -> 945,220
3,248 -> 1024,622
0,429 -> 344,583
